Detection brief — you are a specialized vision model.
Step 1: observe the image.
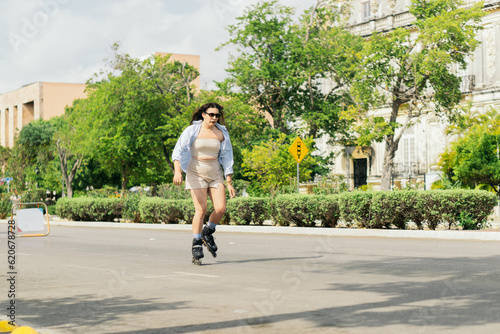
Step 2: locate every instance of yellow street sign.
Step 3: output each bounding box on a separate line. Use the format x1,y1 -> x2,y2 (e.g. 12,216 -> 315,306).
289,137 -> 309,163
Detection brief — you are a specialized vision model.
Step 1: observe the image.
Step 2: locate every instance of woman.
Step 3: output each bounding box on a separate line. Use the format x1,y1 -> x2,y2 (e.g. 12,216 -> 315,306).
172,102 -> 236,265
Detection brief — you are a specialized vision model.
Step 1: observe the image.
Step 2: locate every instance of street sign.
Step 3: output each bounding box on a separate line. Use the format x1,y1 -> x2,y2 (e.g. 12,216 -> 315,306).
289,137 -> 309,163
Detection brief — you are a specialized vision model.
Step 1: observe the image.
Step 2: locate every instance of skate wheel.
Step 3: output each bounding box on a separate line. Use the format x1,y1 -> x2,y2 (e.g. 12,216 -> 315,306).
211,252 -> 217,258
192,257 -> 202,265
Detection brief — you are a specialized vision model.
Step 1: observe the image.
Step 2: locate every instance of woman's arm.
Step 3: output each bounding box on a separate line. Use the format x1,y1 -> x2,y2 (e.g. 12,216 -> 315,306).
173,160 -> 183,186
225,174 -> 236,198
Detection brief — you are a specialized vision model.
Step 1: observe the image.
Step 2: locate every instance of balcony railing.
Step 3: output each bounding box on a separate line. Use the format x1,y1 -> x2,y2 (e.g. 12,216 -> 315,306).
391,162 -> 421,177
349,0 -> 500,37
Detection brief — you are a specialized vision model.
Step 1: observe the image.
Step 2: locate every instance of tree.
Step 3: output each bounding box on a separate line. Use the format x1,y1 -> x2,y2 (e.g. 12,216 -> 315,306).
52,110 -> 85,198
218,0 -> 299,133
349,0 -> 484,190
218,0 -> 361,141
241,133 -> 321,194
5,119 -> 58,193
292,1 -> 362,140
439,106 -> 500,199
76,44 -> 199,194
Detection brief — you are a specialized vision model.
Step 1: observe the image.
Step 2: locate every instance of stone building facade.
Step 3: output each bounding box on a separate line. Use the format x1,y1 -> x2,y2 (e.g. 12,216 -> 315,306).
325,0 -> 500,190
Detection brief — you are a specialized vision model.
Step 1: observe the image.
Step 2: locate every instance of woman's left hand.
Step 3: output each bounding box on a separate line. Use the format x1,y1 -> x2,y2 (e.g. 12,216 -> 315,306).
227,184 -> 236,199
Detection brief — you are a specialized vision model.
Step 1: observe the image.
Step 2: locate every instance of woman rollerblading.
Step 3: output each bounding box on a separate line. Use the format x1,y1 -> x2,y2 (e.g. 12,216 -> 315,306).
172,102 -> 236,265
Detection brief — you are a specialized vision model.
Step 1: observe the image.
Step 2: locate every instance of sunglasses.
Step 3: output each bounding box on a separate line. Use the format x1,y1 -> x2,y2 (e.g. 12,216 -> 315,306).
204,112 -> 220,119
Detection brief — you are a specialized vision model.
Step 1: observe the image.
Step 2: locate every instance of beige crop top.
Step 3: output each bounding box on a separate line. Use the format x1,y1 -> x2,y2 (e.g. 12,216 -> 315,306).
191,138 -> 221,159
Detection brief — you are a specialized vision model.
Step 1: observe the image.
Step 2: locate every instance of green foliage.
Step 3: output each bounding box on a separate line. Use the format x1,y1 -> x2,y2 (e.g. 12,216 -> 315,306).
71,43 -> 199,194
122,193 -> 142,223
273,194 -> 320,227
20,189 -> 47,203
85,186 -> 121,198
219,0 -> 361,140
226,197 -> 269,225
241,134 -> 320,192
338,191 -> 374,228
5,119 -> 61,193
315,194 -> 341,228
336,190 -> 496,230
0,194 -> 12,219
440,106 -> 500,198
56,197 -> 124,222
156,183 -> 191,200
370,191 -> 407,229
138,197 -> 186,224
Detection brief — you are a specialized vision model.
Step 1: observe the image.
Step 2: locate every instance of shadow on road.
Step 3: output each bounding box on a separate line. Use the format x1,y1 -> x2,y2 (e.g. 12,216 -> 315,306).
109,255 -> 500,333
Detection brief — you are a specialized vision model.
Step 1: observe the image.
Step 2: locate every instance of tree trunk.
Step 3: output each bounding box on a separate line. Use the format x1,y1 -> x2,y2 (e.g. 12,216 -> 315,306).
121,163 -> 129,197
66,159 -> 82,198
56,140 -> 82,198
380,135 -> 397,191
380,99 -> 404,191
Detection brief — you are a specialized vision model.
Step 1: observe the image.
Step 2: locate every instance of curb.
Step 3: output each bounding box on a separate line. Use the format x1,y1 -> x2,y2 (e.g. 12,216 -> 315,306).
2,219 -> 499,241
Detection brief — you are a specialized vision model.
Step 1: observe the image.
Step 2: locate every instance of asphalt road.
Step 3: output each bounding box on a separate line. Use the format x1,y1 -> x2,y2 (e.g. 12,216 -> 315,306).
2,225 -> 500,334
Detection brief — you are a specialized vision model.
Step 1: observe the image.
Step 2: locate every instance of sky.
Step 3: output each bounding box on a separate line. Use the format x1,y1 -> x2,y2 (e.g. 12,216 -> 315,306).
0,0 -> 312,94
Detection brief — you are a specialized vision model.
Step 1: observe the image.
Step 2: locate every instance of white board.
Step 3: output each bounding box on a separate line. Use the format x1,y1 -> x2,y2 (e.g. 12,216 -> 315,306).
17,208 -> 45,232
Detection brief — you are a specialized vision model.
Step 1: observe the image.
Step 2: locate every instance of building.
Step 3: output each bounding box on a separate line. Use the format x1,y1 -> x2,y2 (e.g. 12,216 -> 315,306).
0,53 -> 201,148
0,82 -> 87,148
325,0 -> 500,191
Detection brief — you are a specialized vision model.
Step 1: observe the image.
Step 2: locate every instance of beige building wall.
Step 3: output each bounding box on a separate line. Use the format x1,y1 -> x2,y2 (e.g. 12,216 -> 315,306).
41,82 -> 87,119
0,82 -> 86,147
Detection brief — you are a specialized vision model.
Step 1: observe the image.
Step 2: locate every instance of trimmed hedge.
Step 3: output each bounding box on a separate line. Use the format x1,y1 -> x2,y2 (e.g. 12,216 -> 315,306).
55,190 -> 497,230
56,197 -> 124,222
226,197 -> 269,225
273,194 -> 320,227
138,197 -> 187,224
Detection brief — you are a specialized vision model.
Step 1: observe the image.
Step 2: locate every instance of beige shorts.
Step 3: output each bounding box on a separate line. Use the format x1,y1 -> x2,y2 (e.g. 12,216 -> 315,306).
185,158 -> 224,190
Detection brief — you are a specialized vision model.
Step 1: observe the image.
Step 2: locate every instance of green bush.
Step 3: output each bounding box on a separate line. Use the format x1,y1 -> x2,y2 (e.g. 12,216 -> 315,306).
315,194 -> 340,227
226,197 -> 269,225
85,186 -> 121,198
0,194 -> 11,219
156,183 -> 191,200
56,197 -> 124,222
274,194 -> 320,227
338,191 -> 374,228
123,193 -> 142,223
370,191 -> 407,229
138,197 -> 185,224
21,189 -> 47,203
439,190 -> 496,230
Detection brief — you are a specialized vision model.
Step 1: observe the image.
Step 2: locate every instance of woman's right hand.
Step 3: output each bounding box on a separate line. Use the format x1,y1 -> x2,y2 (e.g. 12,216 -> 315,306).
173,171 -> 183,186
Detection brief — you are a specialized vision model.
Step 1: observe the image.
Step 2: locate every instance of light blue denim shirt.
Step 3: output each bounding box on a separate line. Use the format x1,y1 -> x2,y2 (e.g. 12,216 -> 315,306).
172,120 -> 234,177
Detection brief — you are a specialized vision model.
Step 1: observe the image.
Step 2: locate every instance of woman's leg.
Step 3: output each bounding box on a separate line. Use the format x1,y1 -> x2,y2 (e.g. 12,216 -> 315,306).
190,188 -> 208,235
207,184 -> 227,225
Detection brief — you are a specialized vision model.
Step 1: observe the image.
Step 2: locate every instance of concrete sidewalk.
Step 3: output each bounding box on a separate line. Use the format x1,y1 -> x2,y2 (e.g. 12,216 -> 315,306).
3,218 -> 499,241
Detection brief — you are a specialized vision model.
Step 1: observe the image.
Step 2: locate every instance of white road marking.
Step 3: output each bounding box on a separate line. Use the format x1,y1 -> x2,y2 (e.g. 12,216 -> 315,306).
173,271 -> 219,278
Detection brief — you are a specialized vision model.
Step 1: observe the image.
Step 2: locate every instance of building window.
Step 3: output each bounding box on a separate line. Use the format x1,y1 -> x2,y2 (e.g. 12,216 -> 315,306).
403,136 -> 415,165
362,1 -> 371,20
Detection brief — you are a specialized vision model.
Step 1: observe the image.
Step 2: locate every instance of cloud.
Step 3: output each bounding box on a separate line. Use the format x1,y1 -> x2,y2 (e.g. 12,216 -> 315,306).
0,0 -> 315,94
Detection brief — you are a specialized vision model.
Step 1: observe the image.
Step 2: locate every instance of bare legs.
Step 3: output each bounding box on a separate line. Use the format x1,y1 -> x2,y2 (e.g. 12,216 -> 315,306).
190,184 -> 227,234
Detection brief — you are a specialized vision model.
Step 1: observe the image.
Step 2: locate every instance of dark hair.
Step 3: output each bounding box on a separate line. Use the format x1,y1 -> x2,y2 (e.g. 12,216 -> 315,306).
190,102 -> 225,125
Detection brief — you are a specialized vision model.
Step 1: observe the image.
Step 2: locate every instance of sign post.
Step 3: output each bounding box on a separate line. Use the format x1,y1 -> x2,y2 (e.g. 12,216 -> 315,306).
288,137 -> 309,193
